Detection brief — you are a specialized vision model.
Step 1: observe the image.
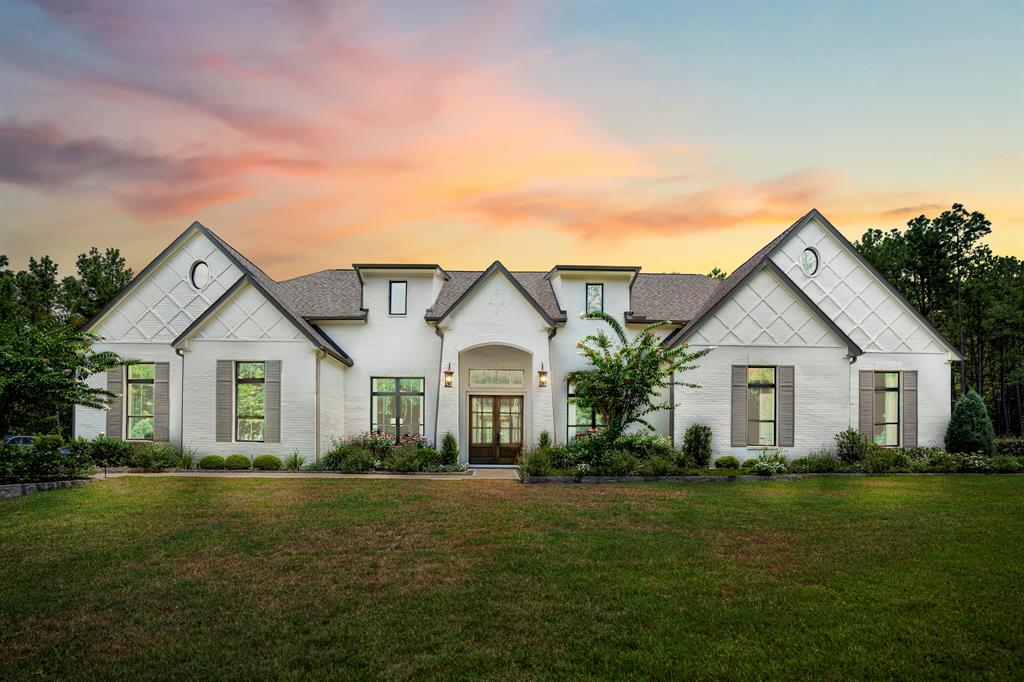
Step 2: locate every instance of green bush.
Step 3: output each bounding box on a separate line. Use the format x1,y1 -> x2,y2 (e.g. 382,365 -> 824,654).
224,454 -> 251,470
996,437 -> 1024,457
518,448 -> 554,477
682,424 -> 713,467
990,456 -> 1023,474
714,455 -> 739,469
350,431 -> 396,457
86,436 -> 133,466
199,455 -> 225,470
252,455 -> 282,471
548,445 -> 576,470
740,457 -> 757,471
613,433 -> 674,460
440,432 -> 460,465
330,446 -> 375,473
835,428 -> 869,464
537,431 -> 551,450
945,390 -> 996,456
788,450 -> 842,473
566,430 -> 611,464
0,436 -> 94,483
129,443 -> 181,472
595,449 -> 639,476
859,445 -> 911,473
382,445 -> 423,473
746,449 -> 788,476
636,455 -> 679,476
284,450 -> 305,471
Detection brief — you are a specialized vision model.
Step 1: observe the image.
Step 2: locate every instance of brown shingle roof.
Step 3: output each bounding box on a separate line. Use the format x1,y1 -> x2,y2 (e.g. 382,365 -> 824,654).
626,274 -> 721,323
425,267 -> 566,322
276,269 -> 364,319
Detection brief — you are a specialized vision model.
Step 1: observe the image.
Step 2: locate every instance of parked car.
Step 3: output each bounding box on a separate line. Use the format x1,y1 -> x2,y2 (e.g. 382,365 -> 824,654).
3,435 -> 35,446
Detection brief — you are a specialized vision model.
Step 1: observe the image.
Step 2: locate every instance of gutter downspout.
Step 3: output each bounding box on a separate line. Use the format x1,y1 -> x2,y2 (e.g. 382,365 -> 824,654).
315,350 -> 323,463
433,325 -> 444,445
175,347 -> 186,450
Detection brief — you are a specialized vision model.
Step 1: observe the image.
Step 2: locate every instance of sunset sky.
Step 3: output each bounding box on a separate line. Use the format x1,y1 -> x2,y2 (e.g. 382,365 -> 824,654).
1,0 -> 1021,279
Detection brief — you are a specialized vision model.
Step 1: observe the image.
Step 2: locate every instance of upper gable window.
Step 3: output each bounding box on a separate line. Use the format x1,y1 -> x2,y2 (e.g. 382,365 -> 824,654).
800,248 -> 819,276
389,281 -> 407,316
585,283 -> 603,315
190,261 -> 210,289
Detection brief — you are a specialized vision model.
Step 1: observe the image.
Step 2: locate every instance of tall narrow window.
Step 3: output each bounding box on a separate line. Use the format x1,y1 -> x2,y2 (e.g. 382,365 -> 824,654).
874,371 -> 900,446
235,362 -> 265,442
567,383 -> 606,440
371,377 -> 424,441
126,363 -> 155,440
746,367 -> 776,446
585,283 -> 603,314
389,281 -> 407,315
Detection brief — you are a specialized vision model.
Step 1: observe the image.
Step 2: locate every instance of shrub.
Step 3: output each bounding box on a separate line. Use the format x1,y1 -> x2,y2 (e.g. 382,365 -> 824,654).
382,445 -> 423,473
199,455 -> 225,470
996,437 -> 1024,457
835,428 -> 869,464
332,446 -> 375,472
177,448 -> 198,470
636,455 -> 679,476
129,443 -> 181,472
566,430 -> 612,465
439,432 -> 459,465
537,431 -> 551,450
740,457 -> 758,471
86,436 -> 133,467
518,448 -> 554,477
788,450 -> 842,473
945,390 -> 996,456
595,449 -> 639,476
548,445 -> 577,470
351,431 -> 396,456
0,436 -> 94,483
284,450 -> 305,470
682,424 -> 713,467
714,455 -> 740,470
224,454 -> 251,470
859,445 -> 911,473
614,432 -> 675,460
990,456 -> 1023,474
746,449 -> 788,476
252,455 -> 282,471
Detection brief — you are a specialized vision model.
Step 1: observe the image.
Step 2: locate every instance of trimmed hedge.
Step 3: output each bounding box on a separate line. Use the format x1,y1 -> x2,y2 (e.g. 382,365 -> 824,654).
224,454 -> 251,470
199,455 -> 225,470
252,455 -> 282,471
714,456 -> 740,469
0,436 -> 94,484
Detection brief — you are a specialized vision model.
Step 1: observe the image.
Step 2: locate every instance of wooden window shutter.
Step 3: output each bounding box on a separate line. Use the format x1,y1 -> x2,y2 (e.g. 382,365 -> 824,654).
216,360 -> 233,442
265,360 -> 281,443
902,370 -> 918,447
731,365 -> 747,447
858,370 -> 874,440
778,366 -> 795,447
153,362 -> 170,442
106,368 -> 123,440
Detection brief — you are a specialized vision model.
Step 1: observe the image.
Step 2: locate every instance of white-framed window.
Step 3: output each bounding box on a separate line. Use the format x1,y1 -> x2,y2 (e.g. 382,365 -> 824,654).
585,283 -> 603,314
126,363 -> 155,441
235,362 -> 266,442
389,281 -> 407,315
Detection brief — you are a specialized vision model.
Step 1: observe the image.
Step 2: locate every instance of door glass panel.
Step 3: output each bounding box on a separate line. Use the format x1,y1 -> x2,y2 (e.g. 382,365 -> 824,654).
471,397 -> 494,445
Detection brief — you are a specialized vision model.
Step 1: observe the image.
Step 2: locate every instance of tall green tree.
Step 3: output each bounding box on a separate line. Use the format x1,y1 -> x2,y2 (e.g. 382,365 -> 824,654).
61,247 -> 133,325
566,312 -> 711,438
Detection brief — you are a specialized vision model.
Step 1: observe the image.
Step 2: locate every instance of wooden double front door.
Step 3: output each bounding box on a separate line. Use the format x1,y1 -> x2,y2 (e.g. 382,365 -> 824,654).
469,395 -> 523,465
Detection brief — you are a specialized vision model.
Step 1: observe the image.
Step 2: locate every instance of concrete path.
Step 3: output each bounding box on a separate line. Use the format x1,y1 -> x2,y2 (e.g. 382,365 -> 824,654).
100,467 -> 520,481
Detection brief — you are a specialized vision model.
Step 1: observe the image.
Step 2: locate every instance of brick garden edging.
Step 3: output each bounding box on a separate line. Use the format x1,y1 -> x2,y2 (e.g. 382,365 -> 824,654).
0,479 -> 94,500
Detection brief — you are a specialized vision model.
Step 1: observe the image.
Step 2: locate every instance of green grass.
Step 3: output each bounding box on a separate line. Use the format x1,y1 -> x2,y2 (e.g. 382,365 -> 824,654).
1,476 -> 1022,680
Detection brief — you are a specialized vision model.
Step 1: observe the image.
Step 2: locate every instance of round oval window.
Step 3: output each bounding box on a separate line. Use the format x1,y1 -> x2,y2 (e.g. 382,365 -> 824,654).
801,248 -> 819,276
190,261 -> 210,289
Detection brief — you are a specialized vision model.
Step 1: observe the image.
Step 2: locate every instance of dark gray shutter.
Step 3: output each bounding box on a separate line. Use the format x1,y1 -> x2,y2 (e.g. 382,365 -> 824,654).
265,360 -> 281,443
858,370 -> 874,440
778,365 -> 794,447
731,365 -> 747,447
903,370 -> 918,447
216,360 -> 233,442
106,368 -> 123,440
153,362 -> 170,442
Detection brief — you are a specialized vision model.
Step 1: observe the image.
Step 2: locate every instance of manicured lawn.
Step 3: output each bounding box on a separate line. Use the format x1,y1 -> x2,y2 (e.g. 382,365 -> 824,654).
1,476 -> 1022,680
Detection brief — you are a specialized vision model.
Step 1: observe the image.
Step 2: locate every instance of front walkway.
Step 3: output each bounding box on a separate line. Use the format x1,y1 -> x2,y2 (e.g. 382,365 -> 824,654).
100,467 -> 520,481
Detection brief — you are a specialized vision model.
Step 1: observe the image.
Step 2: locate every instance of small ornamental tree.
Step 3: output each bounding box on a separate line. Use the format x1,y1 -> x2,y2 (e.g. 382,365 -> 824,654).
945,390 -> 996,455
565,312 -> 711,441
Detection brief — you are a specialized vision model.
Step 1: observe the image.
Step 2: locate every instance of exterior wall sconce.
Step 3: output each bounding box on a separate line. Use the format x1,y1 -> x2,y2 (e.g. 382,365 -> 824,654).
443,363 -> 454,388
538,363 -> 548,388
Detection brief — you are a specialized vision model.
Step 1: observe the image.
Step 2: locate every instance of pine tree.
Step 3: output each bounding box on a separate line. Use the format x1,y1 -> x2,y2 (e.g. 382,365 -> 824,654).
945,390 -> 996,455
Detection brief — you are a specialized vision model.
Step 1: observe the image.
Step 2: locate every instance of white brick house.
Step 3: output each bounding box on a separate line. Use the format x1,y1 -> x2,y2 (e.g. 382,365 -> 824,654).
75,210 -> 961,464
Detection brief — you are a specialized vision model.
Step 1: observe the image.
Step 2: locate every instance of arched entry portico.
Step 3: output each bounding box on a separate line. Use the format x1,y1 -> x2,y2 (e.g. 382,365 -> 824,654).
458,344 -> 532,464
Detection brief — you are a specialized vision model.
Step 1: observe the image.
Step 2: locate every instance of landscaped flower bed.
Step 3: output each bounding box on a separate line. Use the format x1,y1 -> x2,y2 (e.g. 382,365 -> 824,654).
311,431 -> 467,474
